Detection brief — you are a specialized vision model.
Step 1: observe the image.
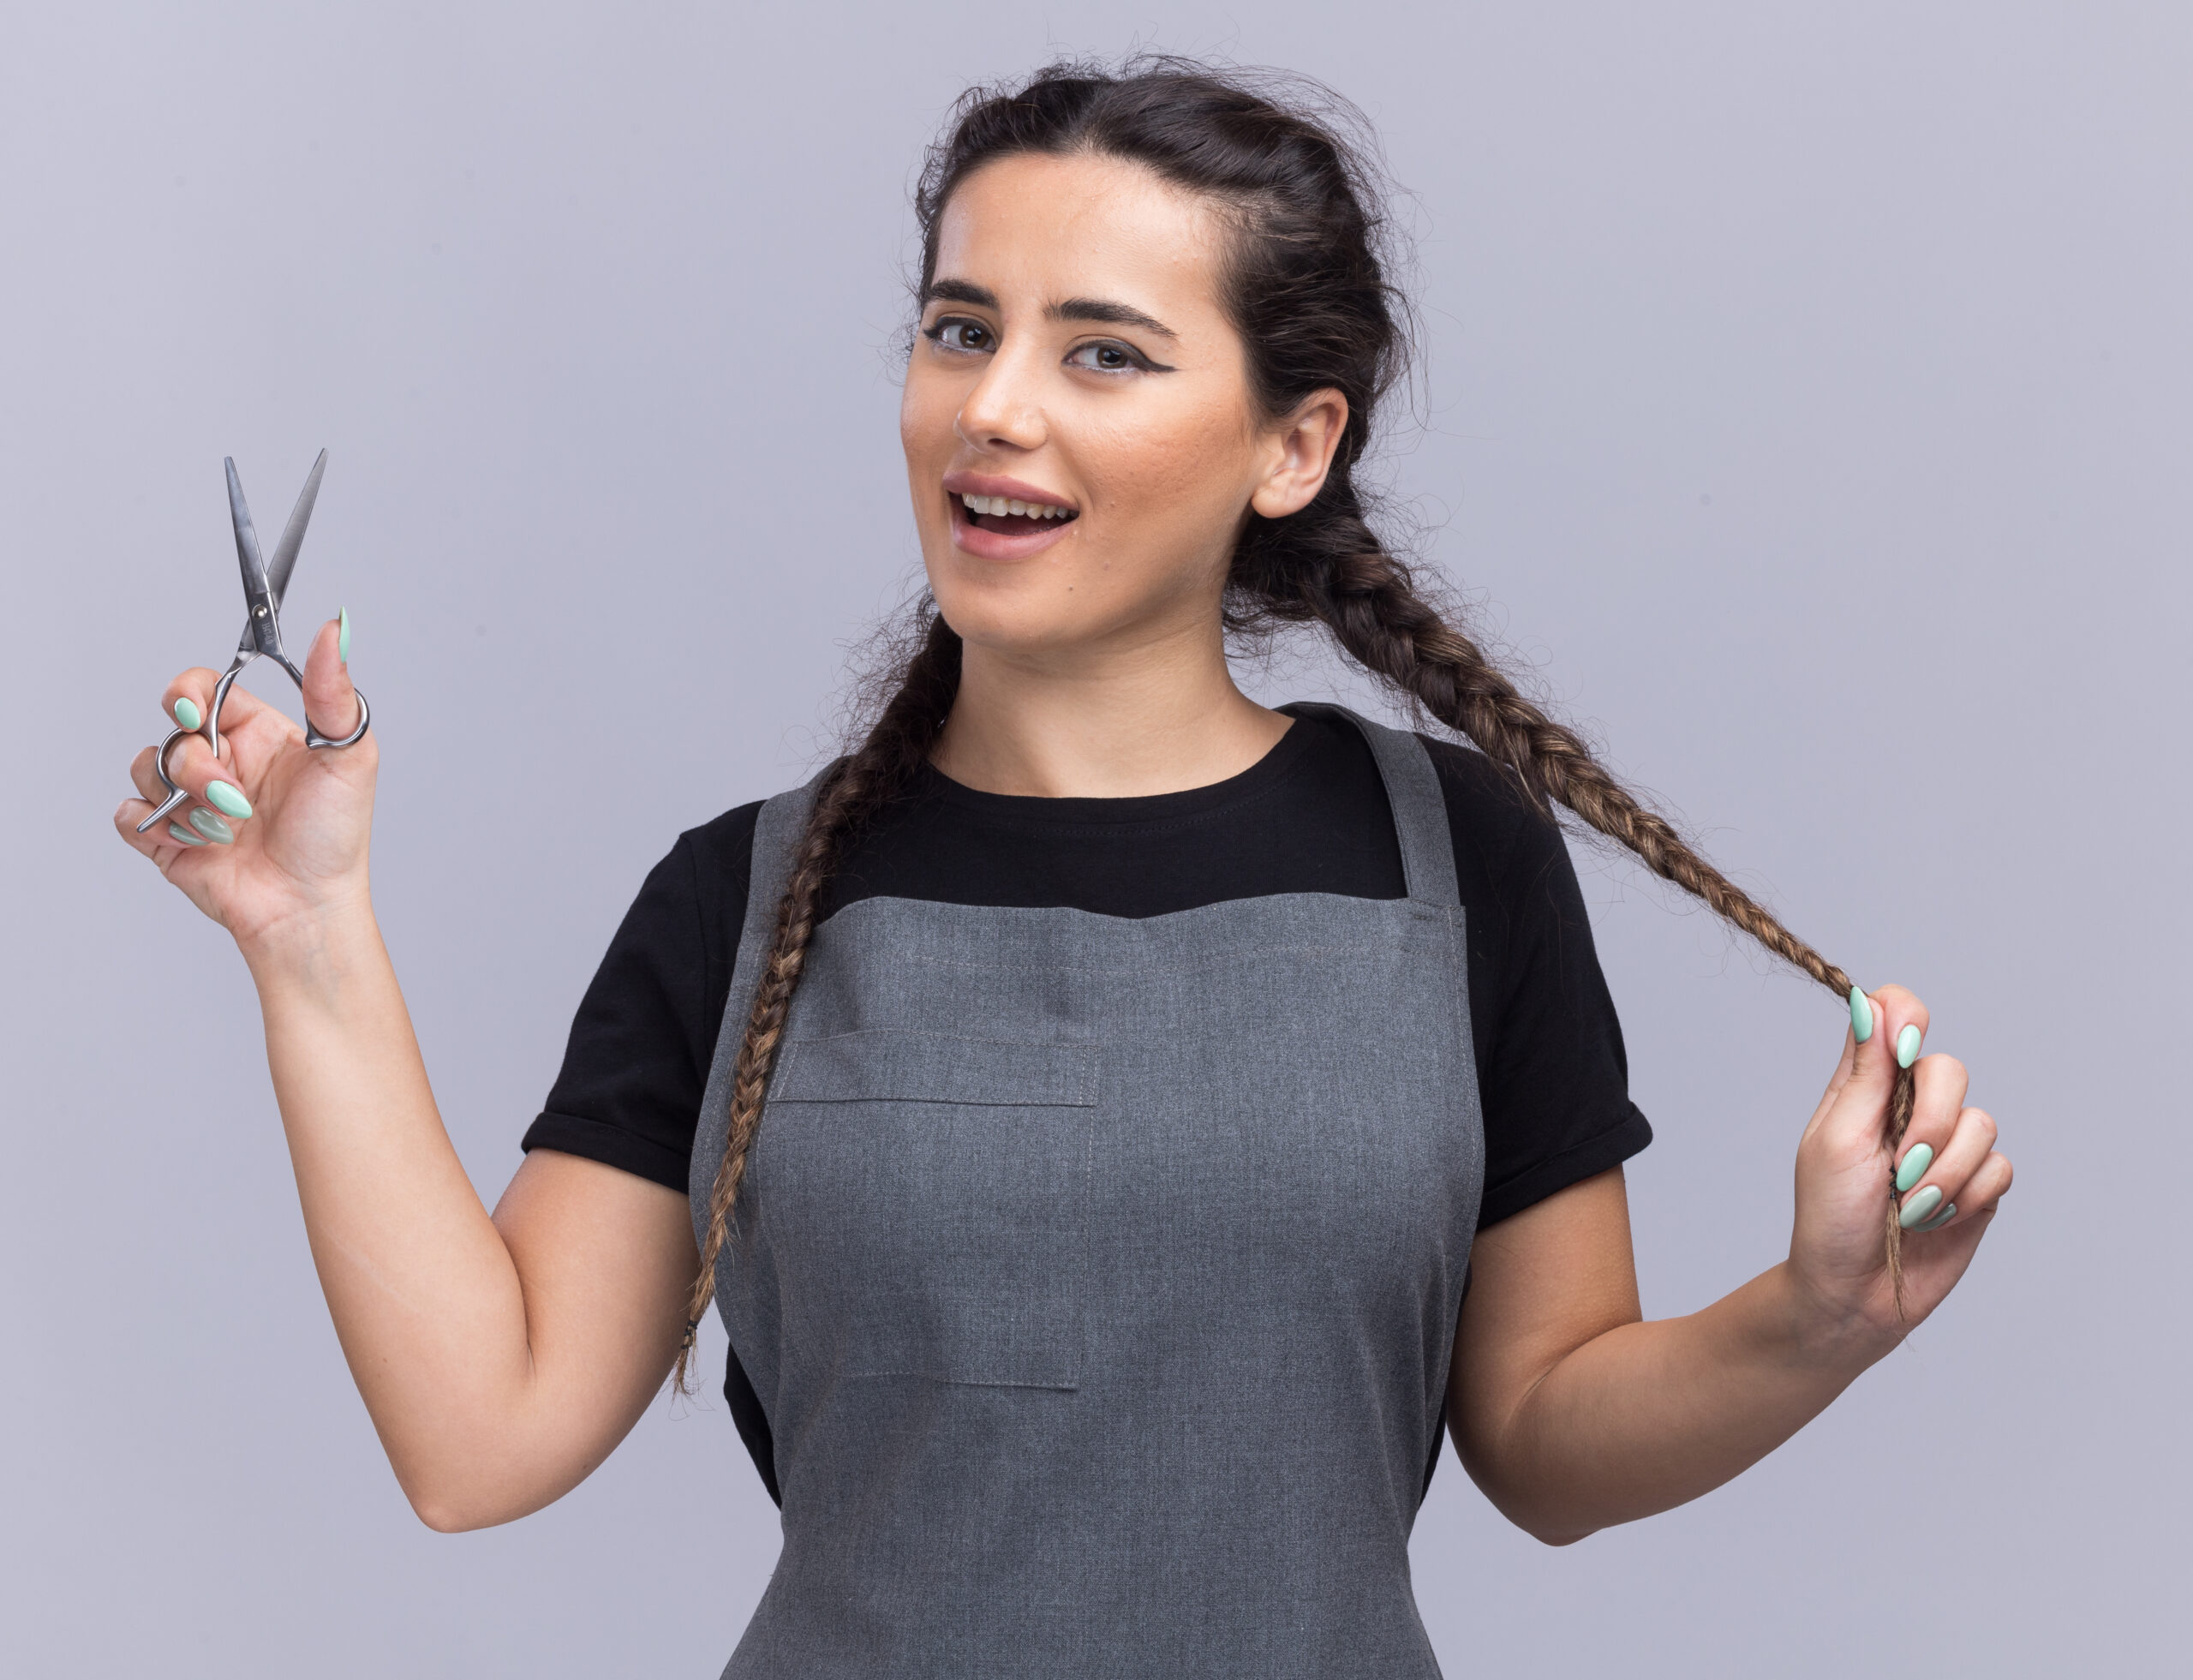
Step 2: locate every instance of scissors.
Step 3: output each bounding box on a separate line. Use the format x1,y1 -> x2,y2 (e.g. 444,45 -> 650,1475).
136,451 -> 371,834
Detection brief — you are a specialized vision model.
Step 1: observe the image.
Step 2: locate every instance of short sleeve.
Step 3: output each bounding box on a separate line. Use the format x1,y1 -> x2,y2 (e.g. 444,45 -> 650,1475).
522,808 -> 756,1191
1425,740 -> 1652,1227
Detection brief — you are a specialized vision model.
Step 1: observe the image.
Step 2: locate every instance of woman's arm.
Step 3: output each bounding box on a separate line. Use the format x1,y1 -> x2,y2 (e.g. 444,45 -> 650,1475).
255,900 -> 694,1531
117,628 -> 694,1532
1449,986 -> 2013,1545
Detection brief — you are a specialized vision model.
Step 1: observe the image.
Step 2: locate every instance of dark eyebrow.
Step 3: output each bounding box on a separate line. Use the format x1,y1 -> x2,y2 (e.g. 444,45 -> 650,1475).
922,279 -> 1178,343
1049,296 -> 1177,340
922,278 -> 999,310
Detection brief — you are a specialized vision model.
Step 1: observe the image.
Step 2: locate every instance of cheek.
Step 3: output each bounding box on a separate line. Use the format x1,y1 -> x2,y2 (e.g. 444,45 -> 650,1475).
1089,397 -> 1255,549
899,368 -> 959,468
898,397 -> 931,463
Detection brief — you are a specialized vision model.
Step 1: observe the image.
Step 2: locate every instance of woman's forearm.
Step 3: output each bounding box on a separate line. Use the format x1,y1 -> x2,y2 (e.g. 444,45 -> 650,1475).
1472,1262 -> 1890,1545
242,902 -> 552,1523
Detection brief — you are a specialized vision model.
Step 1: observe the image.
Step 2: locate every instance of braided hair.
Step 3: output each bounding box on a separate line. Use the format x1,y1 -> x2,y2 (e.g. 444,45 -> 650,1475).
676,57 -> 1915,1390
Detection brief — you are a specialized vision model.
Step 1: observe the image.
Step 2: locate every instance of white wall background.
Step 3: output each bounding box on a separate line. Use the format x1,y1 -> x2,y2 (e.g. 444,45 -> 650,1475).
3,3 -> 2186,1674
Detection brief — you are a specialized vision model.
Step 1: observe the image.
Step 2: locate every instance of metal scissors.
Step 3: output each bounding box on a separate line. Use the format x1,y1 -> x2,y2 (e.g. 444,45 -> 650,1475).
136,451 -> 371,834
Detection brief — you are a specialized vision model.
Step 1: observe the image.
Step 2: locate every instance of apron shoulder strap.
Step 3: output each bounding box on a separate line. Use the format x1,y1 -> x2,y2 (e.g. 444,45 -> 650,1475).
690,757 -> 840,1223
733,763 -> 834,979
1280,702 -> 1461,909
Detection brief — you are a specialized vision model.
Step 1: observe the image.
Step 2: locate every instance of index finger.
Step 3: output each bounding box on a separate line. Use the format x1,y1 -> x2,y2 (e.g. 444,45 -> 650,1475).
159,667 -> 276,738
158,668 -> 223,732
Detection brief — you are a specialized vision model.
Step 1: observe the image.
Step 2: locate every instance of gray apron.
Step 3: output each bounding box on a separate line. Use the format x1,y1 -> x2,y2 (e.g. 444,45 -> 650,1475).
690,704 -> 1485,1678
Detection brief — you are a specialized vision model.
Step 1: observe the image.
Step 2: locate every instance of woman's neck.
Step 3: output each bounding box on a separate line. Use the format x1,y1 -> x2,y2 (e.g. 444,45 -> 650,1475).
930,628 -> 1290,799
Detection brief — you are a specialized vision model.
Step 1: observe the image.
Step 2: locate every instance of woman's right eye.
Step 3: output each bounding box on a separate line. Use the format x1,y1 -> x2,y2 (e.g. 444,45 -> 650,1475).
926,317 -> 994,354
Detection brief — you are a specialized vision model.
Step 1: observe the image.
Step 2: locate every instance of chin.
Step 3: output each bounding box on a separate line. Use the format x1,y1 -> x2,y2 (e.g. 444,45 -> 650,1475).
918,513 -> 1222,661
927,577 -> 1098,658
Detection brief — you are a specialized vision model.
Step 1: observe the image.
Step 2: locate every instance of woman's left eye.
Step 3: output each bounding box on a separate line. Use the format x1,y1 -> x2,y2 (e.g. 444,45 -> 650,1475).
1066,341 -> 1143,374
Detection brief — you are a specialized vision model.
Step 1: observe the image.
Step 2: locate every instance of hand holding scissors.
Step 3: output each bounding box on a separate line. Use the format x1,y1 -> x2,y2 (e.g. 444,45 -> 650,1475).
134,451 -> 370,838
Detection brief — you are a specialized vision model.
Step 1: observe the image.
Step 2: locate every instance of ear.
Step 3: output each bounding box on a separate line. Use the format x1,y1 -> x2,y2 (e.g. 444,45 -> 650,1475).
1249,389 -> 1349,520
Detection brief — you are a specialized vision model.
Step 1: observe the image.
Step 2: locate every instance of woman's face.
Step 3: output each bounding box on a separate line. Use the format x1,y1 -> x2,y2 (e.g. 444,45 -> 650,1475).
901,151 -> 1341,663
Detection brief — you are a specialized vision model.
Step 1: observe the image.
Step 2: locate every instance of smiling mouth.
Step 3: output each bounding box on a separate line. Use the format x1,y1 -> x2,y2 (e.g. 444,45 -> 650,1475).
957,492 -> 1079,537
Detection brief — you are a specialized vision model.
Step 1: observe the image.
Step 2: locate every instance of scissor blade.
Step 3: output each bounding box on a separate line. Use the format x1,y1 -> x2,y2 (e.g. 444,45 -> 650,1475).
266,448 -> 326,611
226,457 -> 279,657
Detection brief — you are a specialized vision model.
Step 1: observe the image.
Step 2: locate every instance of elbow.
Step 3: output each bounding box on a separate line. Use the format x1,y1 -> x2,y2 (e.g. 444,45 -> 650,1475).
1476,1473 -> 1600,1547
1492,1489 -> 1597,1546
405,1482 -> 493,1534
411,1500 -> 486,1535
1460,1446 -> 1600,1547
1521,1519 -> 1596,1548
397,1464 -> 513,1535
397,1451 -> 570,1534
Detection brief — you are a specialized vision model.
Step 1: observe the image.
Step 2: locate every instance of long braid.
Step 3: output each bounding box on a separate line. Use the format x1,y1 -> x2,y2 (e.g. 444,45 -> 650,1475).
1248,511 -> 1921,1307
674,609 -> 963,1393
1281,538 -> 1855,991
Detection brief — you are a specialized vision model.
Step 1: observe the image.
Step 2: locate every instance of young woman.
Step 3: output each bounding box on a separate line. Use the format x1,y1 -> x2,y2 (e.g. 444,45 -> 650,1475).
117,59 -> 2011,1679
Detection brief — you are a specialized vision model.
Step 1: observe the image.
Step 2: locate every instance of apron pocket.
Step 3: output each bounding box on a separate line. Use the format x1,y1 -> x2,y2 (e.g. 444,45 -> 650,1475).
765,1030 -> 1097,1390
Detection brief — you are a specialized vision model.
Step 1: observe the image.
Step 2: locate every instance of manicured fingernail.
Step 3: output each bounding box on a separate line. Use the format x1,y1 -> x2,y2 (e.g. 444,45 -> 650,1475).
1915,1202 -> 1957,1233
167,820 -> 208,847
1849,986 -> 1873,1043
172,697 -> 202,731
1895,1142 -> 1934,1193
188,807 -> 235,845
1896,1024 -> 1922,1068
204,780 -> 253,820
1897,1184 -> 1945,1229
338,607 -> 350,664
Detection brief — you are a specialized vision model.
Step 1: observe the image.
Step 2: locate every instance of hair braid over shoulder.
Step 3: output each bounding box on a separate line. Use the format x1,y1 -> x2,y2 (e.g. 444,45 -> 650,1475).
1267,518 -> 1856,996
675,610 -> 962,1394
1238,494 -> 1915,1305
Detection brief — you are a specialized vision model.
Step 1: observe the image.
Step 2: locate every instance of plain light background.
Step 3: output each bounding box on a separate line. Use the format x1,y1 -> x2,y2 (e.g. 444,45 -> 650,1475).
4,3 -> 2186,1674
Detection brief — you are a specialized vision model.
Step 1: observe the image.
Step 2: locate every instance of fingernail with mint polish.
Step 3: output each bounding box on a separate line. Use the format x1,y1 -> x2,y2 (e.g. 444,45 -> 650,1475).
1897,1185 -> 1945,1230
172,697 -> 201,731
1897,1024 -> 1923,1068
1895,1142 -> 1934,1193
1849,986 -> 1873,1043
167,820 -> 208,847
204,780 -> 252,820
339,607 -> 351,664
1915,1202 -> 1957,1234
188,807 -> 234,845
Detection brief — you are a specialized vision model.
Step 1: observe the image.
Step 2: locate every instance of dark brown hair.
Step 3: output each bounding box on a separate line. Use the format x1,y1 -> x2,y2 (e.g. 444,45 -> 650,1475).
678,57 -> 1913,1390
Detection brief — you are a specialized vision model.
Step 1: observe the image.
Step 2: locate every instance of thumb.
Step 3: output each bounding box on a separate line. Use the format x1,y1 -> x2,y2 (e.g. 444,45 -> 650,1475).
1824,983 -> 1927,1152
300,610 -> 363,740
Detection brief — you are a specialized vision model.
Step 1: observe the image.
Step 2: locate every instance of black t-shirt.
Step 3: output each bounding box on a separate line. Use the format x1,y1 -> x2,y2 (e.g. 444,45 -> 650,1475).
523,709 -> 1650,1494
527,707 -> 1649,1214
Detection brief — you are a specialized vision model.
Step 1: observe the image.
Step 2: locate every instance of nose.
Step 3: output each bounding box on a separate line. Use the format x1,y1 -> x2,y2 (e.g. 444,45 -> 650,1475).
953,345 -> 1049,455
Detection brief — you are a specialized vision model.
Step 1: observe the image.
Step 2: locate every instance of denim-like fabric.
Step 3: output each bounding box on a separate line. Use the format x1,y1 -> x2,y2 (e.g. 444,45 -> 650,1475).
691,706 -> 1485,1678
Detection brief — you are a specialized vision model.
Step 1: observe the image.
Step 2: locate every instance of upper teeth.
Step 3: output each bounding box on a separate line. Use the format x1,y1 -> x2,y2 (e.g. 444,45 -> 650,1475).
962,493 -> 1073,519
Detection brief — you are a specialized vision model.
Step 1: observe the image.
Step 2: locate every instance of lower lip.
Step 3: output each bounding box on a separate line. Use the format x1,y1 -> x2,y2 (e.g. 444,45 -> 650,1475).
949,496 -> 1079,561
